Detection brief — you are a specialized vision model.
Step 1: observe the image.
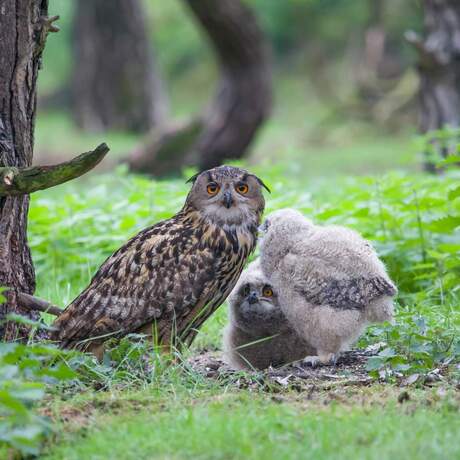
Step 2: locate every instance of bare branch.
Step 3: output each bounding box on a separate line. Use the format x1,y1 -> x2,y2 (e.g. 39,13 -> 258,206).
405,30 -> 446,68
17,292 -> 62,317
0,143 -> 109,196
42,15 -> 61,33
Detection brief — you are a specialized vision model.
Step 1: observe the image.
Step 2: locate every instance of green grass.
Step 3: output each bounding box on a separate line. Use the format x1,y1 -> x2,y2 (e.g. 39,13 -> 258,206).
42,391 -> 460,460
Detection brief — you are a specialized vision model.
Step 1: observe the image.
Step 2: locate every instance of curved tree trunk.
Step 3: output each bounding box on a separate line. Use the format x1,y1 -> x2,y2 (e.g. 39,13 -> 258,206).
407,0 -> 460,171
0,0 -> 50,340
128,0 -> 272,175
184,0 -> 272,170
72,0 -> 167,133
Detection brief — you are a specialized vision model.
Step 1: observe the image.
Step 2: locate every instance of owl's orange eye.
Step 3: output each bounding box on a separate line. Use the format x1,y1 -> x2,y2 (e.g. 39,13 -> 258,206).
236,183 -> 249,195
262,286 -> 273,297
207,183 -> 220,195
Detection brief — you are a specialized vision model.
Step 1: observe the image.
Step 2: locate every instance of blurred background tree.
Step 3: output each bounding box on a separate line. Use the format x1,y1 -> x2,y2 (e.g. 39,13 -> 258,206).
407,0 -> 460,171
129,0 -> 272,174
72,0 -> 167,132
36,0 -> 457,176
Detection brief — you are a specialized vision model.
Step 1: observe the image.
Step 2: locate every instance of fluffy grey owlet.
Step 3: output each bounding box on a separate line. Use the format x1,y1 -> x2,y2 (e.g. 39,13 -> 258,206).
224,259 -> 315,370
259,208 -> 397,365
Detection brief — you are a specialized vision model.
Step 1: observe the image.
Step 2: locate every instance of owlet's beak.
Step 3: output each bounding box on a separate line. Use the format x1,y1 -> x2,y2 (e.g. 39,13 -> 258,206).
247,292 -> 259,304
258,219 -> 270,233
223,190 -> 234,209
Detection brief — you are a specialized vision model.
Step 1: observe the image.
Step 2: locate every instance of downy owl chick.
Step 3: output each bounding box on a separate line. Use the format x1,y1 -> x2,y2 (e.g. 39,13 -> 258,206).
259,208 -> 397,365
224,260 -> 315,370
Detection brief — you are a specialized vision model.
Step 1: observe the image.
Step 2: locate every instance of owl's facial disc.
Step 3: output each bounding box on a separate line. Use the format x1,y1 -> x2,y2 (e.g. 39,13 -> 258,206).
186,166 -> 266,226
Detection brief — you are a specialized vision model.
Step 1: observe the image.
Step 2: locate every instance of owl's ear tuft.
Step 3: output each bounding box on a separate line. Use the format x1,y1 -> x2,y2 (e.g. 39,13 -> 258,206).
253,175 -> 271,193
186,172 -> 200,184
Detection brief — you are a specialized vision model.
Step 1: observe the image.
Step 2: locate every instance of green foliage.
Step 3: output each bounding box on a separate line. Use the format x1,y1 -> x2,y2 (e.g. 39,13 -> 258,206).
39,0 -> 422,94
421,126 -> 460,171
61,335 -> 178,393
0,294 -> 75,455
0,338 -> 74,456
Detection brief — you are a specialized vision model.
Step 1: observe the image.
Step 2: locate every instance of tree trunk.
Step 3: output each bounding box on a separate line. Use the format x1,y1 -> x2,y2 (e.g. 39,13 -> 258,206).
407,0 -> 460,171
185,0 -> 272,170
0,0 -> 50,340
72,0 -> 167,133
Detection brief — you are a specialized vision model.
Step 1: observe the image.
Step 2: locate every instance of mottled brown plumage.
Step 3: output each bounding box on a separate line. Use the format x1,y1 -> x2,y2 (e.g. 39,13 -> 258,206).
51,166 -> 267,355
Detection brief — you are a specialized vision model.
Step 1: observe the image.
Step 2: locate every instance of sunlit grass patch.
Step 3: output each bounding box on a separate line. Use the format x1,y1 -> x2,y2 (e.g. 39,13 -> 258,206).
42,393 -> 460,460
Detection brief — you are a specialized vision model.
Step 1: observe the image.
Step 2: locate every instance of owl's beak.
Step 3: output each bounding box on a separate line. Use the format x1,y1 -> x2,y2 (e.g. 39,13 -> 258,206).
248,292 -> 259,304
222,190 -> 234,209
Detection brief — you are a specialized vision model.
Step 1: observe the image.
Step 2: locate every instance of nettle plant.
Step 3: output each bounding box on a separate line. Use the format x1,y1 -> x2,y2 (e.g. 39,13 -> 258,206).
0,290 -> 75,456
334,168 -> 460,381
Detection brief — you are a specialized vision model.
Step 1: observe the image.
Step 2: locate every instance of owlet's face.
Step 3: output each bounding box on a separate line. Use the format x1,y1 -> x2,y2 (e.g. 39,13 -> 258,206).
232,279 -> 287,334
185,166 -> 269,227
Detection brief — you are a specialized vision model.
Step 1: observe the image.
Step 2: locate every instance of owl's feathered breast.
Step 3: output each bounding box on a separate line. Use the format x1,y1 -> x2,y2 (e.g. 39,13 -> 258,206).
53,209 -> 257,348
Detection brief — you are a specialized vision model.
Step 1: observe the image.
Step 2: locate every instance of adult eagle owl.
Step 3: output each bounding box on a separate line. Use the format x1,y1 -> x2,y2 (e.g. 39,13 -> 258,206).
51,166 -> 268,357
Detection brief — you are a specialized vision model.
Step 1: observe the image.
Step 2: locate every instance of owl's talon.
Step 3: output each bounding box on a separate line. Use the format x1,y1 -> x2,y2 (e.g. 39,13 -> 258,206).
301,356 -> 321,368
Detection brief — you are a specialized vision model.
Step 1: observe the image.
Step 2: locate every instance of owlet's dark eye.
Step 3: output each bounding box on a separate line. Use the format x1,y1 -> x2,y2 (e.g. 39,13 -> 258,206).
206,183 -> 220,196
262,285 -> 273,297
236,183 -> 249,195
243,284 -> 250,296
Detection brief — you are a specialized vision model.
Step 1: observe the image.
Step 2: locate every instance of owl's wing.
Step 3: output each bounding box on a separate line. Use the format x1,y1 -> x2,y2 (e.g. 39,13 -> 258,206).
280,228 -> 397,310
295,275 -> 397,310
53,221 -> 216,348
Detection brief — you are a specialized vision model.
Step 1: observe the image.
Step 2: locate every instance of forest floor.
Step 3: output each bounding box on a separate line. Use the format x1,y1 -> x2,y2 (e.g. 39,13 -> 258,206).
39,353 -> 459,460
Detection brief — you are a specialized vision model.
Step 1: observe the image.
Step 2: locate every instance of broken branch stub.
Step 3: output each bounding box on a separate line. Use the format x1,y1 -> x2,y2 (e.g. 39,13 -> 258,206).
0,143 -> 109,196
17,292 -> 63,317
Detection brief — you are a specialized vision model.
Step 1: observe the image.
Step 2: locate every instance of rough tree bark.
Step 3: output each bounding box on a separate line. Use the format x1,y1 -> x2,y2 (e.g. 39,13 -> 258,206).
129,0 -> 272,175
72,0 -> 167,133
0,1 -> 54,340
406,0 -> 460,171
0,2 -> 109,341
